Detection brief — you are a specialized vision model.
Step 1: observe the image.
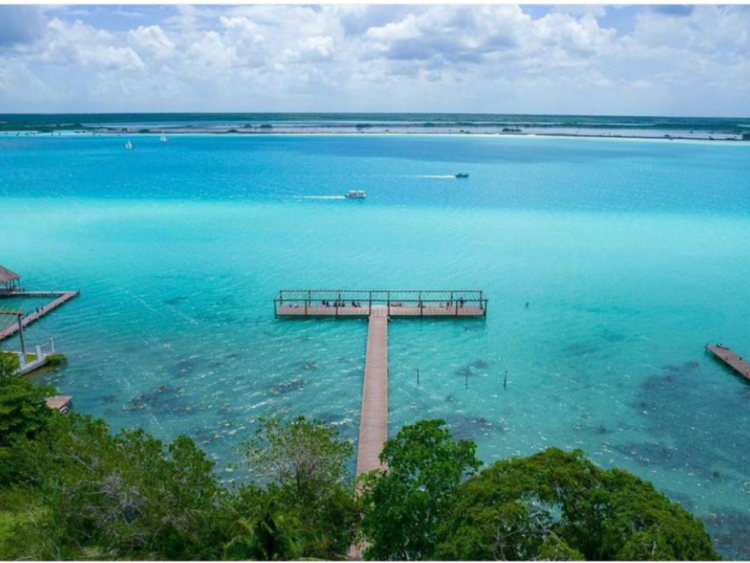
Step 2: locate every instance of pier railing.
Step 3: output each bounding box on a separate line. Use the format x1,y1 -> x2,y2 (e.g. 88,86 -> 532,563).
274,289 -> 487,318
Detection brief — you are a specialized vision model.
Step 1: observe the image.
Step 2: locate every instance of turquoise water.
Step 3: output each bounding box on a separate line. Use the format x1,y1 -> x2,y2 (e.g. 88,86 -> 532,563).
1,134 -> 750,557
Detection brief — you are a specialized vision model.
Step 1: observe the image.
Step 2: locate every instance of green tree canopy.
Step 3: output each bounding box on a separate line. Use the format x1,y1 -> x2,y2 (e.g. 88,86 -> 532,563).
0,352 -> 54,450
239,416 -> 357,559
359,419 -> 482,560
4,414 -> 228,560
435,447 -> 720,561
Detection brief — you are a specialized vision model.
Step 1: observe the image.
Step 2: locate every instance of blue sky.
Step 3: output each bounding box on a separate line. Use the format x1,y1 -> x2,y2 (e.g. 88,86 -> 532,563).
0,4 -> 748,116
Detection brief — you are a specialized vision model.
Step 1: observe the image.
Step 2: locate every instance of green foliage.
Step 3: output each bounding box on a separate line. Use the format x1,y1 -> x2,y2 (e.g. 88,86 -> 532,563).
359,419 -> 482,560
4,414 -> 228,560
244,416 -> 353,506
224,489 -> 305,560
46,353 -> 67,366
0,356 -> 54,449
241,416 -> 357,559
434,447 -> 720,561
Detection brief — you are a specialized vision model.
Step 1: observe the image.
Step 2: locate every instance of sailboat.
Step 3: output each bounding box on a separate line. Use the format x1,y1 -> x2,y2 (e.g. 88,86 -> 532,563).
125,140 -> 133,150
160,132 -> 168,144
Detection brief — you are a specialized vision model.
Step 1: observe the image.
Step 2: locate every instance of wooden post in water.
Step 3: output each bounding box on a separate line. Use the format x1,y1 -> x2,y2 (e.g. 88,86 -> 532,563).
17,315 -> 26,357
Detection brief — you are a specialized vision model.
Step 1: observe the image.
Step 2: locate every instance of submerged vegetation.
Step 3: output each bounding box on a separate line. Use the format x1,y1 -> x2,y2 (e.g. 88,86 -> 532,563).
0,357 -> 720,561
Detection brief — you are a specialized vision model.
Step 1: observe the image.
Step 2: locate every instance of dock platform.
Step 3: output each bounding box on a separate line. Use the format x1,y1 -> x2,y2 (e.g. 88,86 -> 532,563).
45,395 -> 73,414
275,289 -> 487,319
706,344 -> 750,382
0,290 -> 79,342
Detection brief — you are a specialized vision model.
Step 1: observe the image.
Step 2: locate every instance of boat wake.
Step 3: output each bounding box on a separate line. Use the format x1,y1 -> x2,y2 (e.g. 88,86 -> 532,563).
414,174 -> 458,179
297,195 -> 347,200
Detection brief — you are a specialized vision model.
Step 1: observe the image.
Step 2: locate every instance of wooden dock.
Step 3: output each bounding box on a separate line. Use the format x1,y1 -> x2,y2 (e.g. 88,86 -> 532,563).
706,344 -> 750,382
0,290 -> 79,342
275,289 -> 487,319
357,307 -> 389,476
45,395 -> 72,414
274,289 -> 487,481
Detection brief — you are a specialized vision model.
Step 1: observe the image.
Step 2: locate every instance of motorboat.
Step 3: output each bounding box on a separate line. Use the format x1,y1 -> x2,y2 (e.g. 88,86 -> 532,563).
125,140 -> 134,150
455,172 -> 469,179
345,190 -> 367,199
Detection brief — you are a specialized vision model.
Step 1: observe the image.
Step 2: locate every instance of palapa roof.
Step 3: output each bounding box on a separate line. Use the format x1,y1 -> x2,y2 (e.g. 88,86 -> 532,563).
0,264 -> 20,284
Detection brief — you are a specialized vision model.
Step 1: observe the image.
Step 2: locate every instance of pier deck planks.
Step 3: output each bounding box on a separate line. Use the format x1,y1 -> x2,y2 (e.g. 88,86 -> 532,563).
0,291 -> 79,341
356,306 -> 389,476
706,344 -> 750,382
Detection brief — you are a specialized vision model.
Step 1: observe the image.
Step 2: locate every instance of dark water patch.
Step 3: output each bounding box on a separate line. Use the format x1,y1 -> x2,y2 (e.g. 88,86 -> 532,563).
171,355 -> 202,377
473,359 -> 489,369
573,422 -> 610,435
612,442 -> 687,471
703,509 -> 750,560
269,378 -> 306,395
101,394 -> 117,404
447,415 -> 506,441
620,351 -> 750,479
163,295 -> 189,306
445,393 -> 456,403
208,360 -> 223,368
128,384 -> 191,413
598,328 -> 626,343
563,343 -> 598,356
226,352 -> 243,360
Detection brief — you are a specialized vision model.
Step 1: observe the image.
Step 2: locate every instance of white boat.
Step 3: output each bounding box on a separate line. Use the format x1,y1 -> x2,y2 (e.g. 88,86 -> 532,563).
345,190 -> 367,199
160,133 -> 168,144
125,140 -> 133,150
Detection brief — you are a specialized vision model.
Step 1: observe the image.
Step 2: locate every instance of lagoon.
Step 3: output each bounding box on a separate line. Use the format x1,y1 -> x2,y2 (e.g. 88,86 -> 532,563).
1,133 -> 749,557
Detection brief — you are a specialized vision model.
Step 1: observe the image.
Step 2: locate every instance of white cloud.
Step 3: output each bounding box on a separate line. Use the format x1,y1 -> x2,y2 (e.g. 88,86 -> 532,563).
129,25 -> 175,59
0,4 -> 748,116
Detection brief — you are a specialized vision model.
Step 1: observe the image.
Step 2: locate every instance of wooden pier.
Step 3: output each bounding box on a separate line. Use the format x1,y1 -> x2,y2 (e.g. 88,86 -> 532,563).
274,289 -> 487,478
0,290 -> 80,342
706,344 -> 750,382
357,307 -> 389,475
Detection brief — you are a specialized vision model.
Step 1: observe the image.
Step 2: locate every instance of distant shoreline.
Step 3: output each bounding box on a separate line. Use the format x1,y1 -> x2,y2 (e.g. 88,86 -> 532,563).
2,126 -> 747,143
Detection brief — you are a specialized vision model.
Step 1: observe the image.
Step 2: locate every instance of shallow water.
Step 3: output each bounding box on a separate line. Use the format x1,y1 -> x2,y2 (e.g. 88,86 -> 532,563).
1,134 -> 749,557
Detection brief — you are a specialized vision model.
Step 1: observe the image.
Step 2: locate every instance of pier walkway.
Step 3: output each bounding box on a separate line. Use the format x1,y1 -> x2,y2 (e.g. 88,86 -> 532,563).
357,307 -> 389,475
274,289 -> 487,478
0,290 -> 80,342
706,344 -> 750,382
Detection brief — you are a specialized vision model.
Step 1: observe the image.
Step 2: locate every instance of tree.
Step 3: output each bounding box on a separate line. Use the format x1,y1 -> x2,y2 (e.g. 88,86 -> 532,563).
4,414 -> 229,560
243,416 -> 353,505
359,419 -> 482,560
434,448 -> 720,561
224,490 -> 305,560
0,352 -> 54,449
240,416 -> 357,559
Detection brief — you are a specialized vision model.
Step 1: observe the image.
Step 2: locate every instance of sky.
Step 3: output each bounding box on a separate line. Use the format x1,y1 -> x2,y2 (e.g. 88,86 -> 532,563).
0,4 -> 748,116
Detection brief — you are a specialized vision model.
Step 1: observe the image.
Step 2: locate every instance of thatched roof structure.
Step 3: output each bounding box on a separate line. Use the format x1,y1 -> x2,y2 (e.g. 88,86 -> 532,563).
0,264 -> 20,284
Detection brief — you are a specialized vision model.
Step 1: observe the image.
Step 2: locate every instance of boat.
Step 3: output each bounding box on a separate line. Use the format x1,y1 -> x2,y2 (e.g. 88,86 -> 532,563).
125,140 -> 133,150
455,173 -> 469,179
345,190 -> 367,199
160,132 -> 168,144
